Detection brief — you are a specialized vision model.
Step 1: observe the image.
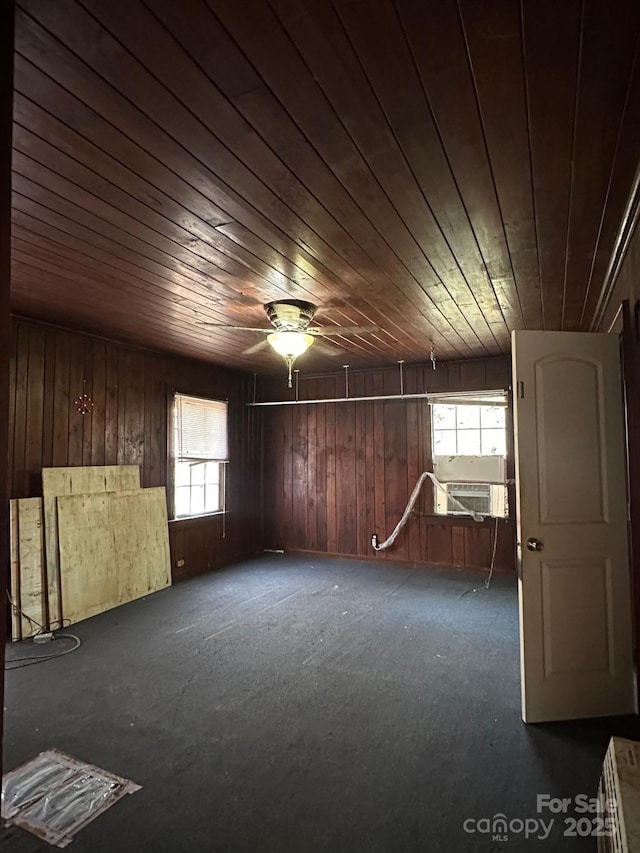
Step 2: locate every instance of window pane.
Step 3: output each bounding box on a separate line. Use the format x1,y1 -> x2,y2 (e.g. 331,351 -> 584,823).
175,394 -> 228,460
480,405 -> 505,429
457,429 -> 481,454
433,429 -> 457,455
204,485 -> 220,513
175,486 -> 191,518
205,461 -> 220,486
190,486 -> 205,516
456,406 -> 480,429
432,405 -> 456,429
481,428 -> 506,456
190,463 -> 206,485
175,461 -> 191,487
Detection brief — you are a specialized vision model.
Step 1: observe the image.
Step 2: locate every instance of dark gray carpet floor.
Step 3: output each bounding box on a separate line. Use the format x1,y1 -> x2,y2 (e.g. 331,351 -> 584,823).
2,555 -> 639,853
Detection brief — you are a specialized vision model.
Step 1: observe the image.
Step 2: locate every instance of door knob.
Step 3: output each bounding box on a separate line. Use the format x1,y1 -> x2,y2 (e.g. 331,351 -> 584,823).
526,537 -> 543,552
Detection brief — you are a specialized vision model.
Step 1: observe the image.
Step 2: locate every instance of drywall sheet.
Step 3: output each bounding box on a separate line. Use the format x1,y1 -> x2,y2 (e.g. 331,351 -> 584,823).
9,498 -> 46,640
42,466 -> 141,628
56,486 -> 171,625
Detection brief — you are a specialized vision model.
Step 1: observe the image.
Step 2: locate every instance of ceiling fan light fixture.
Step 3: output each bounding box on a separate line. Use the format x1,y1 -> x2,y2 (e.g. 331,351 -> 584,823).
267,331 -> 314,387
267,330 -> 314,358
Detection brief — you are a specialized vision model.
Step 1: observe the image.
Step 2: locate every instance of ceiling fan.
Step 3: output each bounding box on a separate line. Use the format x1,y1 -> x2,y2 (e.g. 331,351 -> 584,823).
198,299 -> 378,386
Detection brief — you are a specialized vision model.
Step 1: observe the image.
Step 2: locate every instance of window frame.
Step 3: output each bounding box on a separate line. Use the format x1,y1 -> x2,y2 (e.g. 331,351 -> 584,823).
430,393 -> 509,520
168,391 -> 229,521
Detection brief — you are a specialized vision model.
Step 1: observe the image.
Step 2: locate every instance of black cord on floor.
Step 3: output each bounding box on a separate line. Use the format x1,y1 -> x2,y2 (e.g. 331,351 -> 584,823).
6,634 -> 82,670
459,516 -> 500,599
6,590 -> 72,639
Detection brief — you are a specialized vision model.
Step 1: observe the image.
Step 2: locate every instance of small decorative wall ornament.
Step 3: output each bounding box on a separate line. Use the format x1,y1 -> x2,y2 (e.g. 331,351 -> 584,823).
75,381 -> 94,416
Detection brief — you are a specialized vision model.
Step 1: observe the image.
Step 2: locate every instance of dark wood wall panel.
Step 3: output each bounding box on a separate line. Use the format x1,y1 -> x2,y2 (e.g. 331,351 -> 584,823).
1,0 -> 15,772
597,219 -> 640,685
8,317 -> 260,582
261,357 -> 516,573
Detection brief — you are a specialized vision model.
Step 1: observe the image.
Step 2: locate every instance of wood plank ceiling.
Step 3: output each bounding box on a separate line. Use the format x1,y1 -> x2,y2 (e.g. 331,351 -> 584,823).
10,0 -> 640,372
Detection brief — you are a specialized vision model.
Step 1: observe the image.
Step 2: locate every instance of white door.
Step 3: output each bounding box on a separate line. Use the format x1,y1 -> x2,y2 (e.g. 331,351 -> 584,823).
512,330 -> 635,723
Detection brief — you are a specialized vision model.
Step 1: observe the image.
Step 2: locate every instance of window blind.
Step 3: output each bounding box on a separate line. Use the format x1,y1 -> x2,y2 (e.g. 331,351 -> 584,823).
175,394 -> 228,461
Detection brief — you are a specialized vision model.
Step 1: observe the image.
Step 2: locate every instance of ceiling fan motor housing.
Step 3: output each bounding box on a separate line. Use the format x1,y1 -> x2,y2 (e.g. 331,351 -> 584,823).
265,299 -> 317,330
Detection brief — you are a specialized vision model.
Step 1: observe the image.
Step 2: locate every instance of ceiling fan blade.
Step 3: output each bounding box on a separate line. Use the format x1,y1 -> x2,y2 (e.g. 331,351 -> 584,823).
242,339 -> 270,356
311,339 -> 343,357
196,323 -> 271,333
309,325 -> 379,337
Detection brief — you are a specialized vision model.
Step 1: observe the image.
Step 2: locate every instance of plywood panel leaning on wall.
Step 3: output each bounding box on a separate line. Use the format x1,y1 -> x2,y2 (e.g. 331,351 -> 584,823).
42,465 -> 141,628
9,498 -> 45,639
56,487 -> 171,625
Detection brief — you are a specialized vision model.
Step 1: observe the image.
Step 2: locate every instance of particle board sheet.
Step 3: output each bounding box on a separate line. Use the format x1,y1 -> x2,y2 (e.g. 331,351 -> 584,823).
42,466 -> 141,628
9,498 -> 46,640
56,487 -> 171,625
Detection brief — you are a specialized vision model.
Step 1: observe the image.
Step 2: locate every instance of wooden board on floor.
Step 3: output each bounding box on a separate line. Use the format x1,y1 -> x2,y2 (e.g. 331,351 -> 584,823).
56,486 -> 171,625
9,498 -> 45,639
42,465 -> 141,628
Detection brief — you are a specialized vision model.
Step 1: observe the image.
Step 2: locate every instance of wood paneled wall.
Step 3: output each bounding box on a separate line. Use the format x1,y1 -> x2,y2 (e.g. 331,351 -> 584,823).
260,357 -> 516,573
599,220 -> 640,685
8,317 -> 260,582
1,0 -> 15,772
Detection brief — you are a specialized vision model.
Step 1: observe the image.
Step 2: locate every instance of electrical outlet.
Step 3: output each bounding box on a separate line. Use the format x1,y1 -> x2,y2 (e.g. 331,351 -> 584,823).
34,632 -> 53,644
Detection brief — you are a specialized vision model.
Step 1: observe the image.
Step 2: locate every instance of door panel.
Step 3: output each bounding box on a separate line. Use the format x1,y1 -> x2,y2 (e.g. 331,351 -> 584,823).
513,330 -> 634,722
536,357 -> 607,523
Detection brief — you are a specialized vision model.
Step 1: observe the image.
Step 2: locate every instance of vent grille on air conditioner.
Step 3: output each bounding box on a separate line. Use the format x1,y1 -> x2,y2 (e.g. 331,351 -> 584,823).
446,482 -> 492,515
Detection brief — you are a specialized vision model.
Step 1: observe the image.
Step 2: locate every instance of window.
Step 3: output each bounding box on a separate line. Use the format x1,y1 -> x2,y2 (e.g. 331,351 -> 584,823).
173,394 -> 228,519
432,402 -> 506,456
431,395 -> 507,518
